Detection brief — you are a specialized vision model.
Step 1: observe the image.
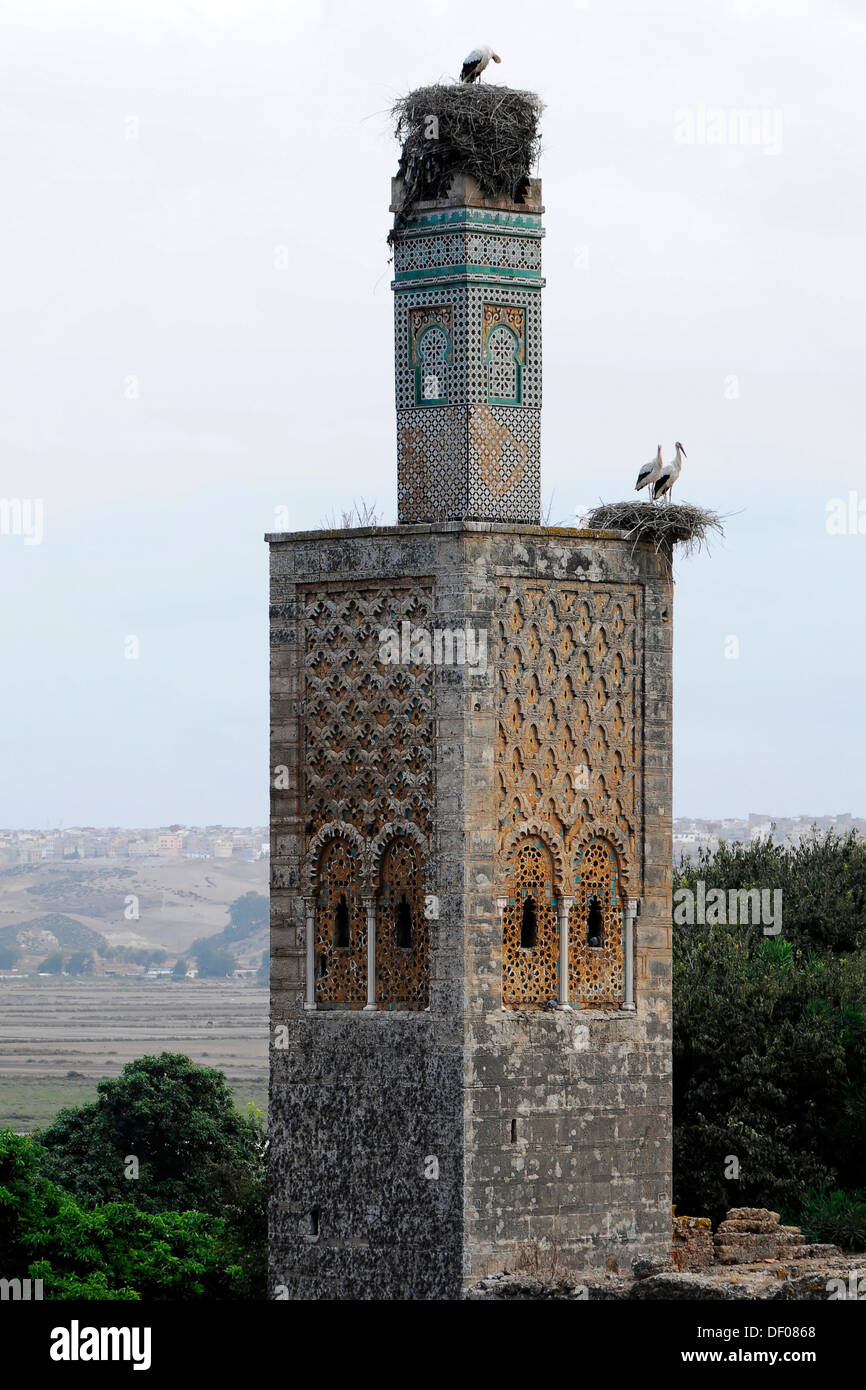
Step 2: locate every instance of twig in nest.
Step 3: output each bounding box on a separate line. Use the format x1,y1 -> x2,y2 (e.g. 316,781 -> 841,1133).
390,84 -> 543,226
584,501 -> 726,558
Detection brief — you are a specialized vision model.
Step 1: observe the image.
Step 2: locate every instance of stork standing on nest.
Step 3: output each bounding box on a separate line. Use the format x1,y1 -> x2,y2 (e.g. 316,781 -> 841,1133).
460,45 -> 501,82
652,442 -> 687,502
635,445 -> 663,500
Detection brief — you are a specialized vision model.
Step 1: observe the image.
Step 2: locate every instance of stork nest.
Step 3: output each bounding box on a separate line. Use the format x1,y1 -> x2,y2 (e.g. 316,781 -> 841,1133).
584,501 -> 725,557
391,84 -> 543,223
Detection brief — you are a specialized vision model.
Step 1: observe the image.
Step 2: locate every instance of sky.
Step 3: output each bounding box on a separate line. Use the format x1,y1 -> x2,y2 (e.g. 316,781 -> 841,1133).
1,0 -> 865,827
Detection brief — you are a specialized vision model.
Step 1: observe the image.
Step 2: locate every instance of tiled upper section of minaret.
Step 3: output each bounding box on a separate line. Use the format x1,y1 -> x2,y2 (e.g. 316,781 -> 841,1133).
391,172 -> 544,524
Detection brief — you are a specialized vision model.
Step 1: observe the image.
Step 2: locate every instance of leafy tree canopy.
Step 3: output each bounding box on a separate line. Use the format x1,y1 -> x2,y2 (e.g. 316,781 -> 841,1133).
226,892 -> 269,939
673,832 -> 866,1225
677,829 -> 866,955
0,1129 -> 247,1300
38,1053 -> 263,1217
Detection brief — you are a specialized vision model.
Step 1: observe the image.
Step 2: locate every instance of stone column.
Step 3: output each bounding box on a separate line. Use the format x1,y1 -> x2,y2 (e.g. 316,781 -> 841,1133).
558,896 -> 574,1009
363,897 -> 377,1011
303,901 -> 316,1011
623,897 -> 638,1011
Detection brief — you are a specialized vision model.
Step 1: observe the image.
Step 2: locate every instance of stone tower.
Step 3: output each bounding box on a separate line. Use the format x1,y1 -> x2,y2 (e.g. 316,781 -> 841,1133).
268,91 -> 673,1300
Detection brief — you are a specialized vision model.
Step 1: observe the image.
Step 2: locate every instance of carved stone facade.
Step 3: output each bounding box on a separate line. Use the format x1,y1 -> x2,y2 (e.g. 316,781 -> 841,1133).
268,524 -> 674,1299
495,580 -> 640,1009
300,582 -> 434,1011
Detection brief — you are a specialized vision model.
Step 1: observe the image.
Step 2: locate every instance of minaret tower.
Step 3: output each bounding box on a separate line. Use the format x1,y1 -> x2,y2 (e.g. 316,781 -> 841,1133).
267,87 -> 674,1300
391,172 -> 543,523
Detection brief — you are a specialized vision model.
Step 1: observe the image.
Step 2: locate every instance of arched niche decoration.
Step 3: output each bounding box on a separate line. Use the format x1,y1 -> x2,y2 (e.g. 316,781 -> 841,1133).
313,836 -> 367,1010
567,833 -> 626,1008
502,835 -> 559,1009
503,819 -> 566,892
368,819 -> 428,883
376,833 -> 429,1010
304,819 -> 369,895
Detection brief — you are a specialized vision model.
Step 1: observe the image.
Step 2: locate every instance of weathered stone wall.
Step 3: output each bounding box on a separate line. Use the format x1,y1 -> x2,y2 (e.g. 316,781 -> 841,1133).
461,529 -> 673,1277
268,526 -> 467,1299
267,522 -> 673,1297
269,1019 -> 464,1298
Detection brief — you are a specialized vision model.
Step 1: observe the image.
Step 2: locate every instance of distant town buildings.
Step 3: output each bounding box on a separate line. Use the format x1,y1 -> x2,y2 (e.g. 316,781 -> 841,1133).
156,832 -> 183,857
0,825 -> 269,867
0,816 -> 860,873
673,812 -> 865,862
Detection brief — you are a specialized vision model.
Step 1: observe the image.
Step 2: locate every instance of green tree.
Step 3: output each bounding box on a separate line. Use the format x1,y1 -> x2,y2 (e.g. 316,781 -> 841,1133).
256,951 -> 269,986
673,835 -> 866,1224
0,1130 -> 248,1300
135,948 -> 167,967
226,892 -> 269,940
172,958 -> 188,980
36,1055 -> 266,1296
677,830 -> 866,955
37,952 -> 64,974
39,1053 -> 262,1216
195,941 -> 235,977
189,892 -> 269,965
0,944 -> 19,969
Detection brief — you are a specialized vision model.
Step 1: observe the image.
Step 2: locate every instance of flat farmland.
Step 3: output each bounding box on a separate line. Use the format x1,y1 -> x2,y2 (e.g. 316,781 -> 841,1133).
0,977 -> 268,1131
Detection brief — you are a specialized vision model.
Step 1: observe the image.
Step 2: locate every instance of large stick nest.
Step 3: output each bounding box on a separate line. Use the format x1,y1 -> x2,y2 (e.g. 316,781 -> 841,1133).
391,84 -> 543,222
584,501 -> 725,557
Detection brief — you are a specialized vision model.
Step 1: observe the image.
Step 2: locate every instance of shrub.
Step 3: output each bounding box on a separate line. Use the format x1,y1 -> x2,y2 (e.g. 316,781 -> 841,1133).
799,1188 -> 866,1252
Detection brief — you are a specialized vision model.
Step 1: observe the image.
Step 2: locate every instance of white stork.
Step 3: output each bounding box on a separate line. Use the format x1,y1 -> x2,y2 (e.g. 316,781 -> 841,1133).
635,445 -> 663,499
652,441 -> 687,502
460,45 -> 501,83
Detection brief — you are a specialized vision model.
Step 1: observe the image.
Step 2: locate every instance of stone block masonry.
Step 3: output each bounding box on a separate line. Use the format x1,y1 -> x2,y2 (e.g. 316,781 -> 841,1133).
714,1208 -> 822,1265
267,521 -> 674,1297
671,1215 -> 714,1271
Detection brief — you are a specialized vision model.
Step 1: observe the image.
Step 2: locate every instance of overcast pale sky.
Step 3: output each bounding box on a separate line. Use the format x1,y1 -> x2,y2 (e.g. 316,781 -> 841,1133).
1,0 -> 864,827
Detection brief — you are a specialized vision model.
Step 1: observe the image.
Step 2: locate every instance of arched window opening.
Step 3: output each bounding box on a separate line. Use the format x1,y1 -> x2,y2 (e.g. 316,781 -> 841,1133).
586,895 -> 603,947
333,893 -> 350,948
376,836 -> 429,1009
313,838 -> 365,1009
521,895 -> 538,949
568,837 -> 624,1008
396,892 -> 413,948
502,837 -> 558,1008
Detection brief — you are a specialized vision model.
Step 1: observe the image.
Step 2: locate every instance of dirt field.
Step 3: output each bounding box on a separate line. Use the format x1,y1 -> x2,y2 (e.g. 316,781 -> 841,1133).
0,977 -> 268,1131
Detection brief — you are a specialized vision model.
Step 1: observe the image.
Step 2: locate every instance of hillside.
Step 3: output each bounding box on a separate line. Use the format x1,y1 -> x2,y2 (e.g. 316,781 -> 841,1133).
0,914 -> 107,954
0,858 -> 268,958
